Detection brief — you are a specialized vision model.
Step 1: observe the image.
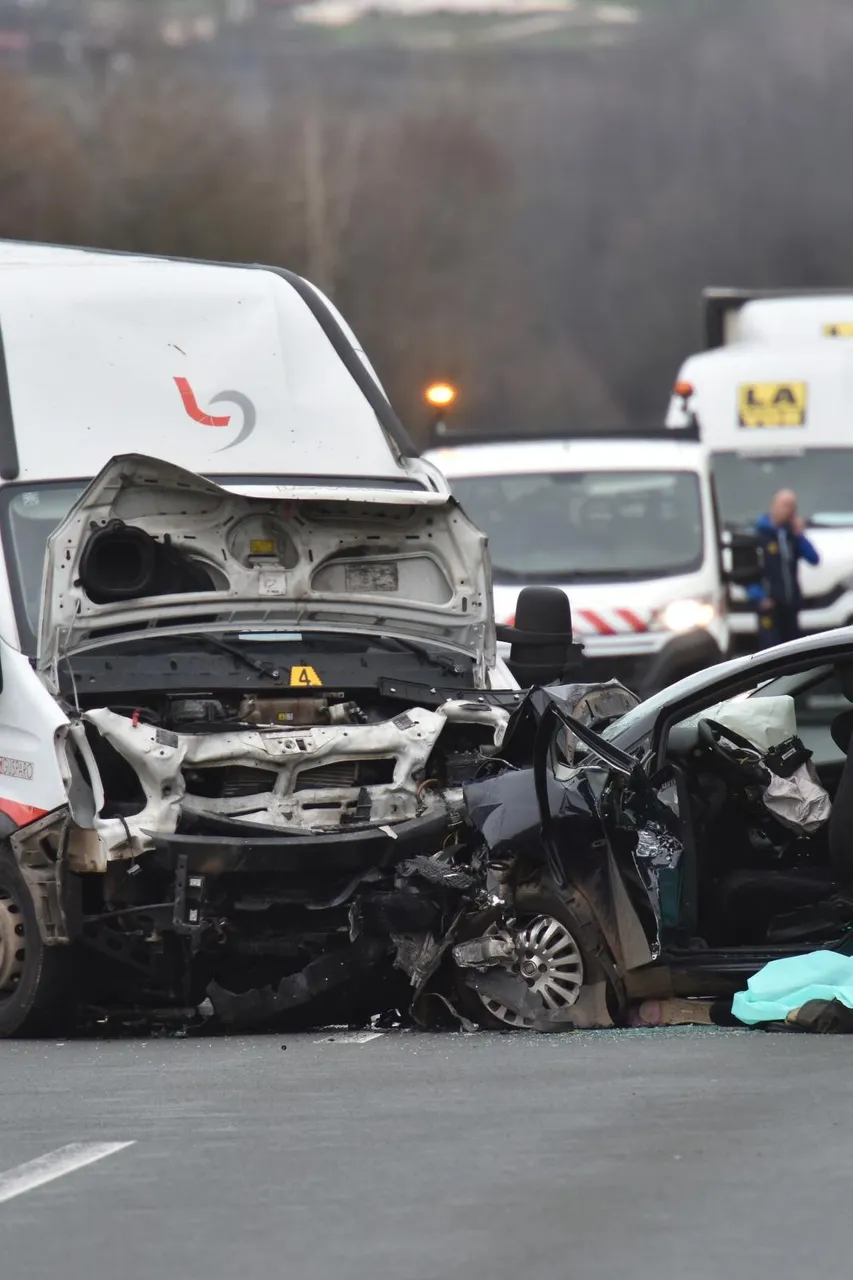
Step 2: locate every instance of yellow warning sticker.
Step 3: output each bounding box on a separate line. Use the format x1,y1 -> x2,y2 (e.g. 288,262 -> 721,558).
738,382 -> 807,428
824,323 -> 853,337
290,665 -> 323,687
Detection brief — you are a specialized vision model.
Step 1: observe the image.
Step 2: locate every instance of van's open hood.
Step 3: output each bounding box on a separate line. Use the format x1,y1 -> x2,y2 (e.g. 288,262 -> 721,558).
37,455 -> 494,672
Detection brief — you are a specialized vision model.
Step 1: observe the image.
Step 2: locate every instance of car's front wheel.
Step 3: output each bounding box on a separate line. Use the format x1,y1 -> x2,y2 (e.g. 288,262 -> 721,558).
454,885 -> 622,1031
0,846 -> 75,1037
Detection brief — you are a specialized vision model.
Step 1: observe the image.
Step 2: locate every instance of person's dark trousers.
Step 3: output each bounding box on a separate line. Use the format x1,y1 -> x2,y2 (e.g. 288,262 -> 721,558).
758,602 -> 800,649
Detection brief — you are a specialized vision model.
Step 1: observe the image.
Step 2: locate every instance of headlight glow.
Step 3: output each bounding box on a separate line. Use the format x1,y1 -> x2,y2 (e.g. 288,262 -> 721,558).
658,598 -> 716,634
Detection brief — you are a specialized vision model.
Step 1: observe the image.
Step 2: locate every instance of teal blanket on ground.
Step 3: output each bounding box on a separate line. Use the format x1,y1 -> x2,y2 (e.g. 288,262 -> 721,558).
732,950 -> 853,1026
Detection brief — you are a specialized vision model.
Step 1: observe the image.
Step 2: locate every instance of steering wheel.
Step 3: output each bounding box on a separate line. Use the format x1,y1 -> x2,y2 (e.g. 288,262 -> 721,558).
697,718 -> 769,786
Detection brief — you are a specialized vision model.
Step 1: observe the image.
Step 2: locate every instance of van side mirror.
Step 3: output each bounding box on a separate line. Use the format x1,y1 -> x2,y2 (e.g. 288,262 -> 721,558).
721,528 -> 764,586
496,586 -> 584,688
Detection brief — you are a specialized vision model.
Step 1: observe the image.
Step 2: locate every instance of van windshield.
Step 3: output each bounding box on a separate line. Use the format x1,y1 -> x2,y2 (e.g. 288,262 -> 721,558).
712,449 -> 853,527
450,470 -> 704,583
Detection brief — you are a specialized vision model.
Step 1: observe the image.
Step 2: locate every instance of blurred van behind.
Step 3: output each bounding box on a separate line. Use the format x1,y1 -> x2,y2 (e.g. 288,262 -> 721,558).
425,427 -> 757,696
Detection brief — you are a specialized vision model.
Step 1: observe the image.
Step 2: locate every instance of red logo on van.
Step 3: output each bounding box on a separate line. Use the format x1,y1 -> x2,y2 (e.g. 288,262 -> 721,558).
174,377 -> 257,451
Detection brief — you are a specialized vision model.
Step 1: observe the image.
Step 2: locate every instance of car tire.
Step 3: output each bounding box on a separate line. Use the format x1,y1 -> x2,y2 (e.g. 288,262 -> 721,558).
0,845 -> 76,1038
453,883 -> 623,1031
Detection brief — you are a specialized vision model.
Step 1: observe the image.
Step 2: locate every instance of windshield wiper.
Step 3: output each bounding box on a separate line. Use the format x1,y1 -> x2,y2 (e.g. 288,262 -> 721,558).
169,634 -> 284,682
369,636 -> 465,677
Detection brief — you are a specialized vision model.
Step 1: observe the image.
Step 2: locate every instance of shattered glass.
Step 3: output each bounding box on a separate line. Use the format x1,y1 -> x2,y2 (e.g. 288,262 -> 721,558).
635,822 -> 684,871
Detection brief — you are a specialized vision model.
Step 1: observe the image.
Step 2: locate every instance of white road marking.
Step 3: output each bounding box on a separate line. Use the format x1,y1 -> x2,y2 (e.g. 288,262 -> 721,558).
315,1031 -> 384,1044
0,1142 -> 135,1205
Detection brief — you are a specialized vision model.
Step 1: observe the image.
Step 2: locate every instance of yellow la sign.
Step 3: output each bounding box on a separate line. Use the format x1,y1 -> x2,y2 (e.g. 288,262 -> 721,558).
738,381 -> 807,428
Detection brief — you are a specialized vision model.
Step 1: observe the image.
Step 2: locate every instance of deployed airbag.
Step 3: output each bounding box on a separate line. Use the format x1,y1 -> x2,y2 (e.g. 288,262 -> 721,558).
707,695 -> 797,752
762,744 -> 832,835
700,696 -> 831,835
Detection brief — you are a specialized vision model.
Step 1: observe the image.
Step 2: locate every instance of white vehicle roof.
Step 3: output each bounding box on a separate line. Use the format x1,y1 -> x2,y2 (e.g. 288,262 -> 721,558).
0,240 -> 442,500
667,340 -> 853,452
731,296 -> 853,345
423,436 -> 707,478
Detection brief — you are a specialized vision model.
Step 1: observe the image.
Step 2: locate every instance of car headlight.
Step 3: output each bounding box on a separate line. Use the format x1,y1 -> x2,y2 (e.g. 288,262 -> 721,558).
657,598 -> 716,634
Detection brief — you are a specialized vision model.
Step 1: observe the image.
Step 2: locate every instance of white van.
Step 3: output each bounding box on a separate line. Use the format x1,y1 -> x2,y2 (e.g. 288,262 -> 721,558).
0,240 -> 593,1035
667,339 -> 853,642
423,430 -> 747,696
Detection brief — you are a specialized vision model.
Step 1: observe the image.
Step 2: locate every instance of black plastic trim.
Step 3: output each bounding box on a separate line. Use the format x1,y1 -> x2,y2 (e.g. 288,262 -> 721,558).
703,293 -> 747,351
495,624 -> 575,645
377,678 -> 525,708
428,423 -> 700,449
0,321 -> 18,481
146,812 -> 449,875
226,473 -> 425,491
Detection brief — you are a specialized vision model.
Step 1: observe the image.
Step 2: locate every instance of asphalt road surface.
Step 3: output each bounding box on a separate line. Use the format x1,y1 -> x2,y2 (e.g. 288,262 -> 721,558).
1,1025 -> 850,1279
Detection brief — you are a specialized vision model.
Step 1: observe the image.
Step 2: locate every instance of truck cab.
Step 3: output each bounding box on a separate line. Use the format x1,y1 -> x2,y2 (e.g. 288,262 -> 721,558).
668,316 -> 853,644
424,429 -> 734,697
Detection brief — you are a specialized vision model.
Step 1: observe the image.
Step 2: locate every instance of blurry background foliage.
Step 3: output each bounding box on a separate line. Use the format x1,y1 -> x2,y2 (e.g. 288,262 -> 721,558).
0,0 -> 851,439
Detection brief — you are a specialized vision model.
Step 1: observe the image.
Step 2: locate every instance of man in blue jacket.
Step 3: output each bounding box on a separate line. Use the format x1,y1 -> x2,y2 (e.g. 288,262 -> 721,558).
747,489 -> 820,648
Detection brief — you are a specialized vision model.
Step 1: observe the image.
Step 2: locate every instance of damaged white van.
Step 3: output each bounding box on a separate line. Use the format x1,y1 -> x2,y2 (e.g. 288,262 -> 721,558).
0,243 -> 576,1035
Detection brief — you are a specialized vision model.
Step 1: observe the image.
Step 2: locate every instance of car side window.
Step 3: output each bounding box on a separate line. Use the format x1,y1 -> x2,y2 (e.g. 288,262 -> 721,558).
793,673 -> 848,766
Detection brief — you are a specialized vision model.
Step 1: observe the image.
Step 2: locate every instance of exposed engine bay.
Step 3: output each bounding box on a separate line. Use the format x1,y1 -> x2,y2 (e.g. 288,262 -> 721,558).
73,689 -> 510,858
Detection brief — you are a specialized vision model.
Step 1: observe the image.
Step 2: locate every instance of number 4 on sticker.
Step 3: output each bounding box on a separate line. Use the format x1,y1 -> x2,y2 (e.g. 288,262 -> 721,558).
290,666 -> 322,687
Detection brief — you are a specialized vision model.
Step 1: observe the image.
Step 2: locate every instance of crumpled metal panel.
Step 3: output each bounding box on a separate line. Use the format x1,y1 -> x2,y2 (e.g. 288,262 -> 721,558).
73,699 -> 509,869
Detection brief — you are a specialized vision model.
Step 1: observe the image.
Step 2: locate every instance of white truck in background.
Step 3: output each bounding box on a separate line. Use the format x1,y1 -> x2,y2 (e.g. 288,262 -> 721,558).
702,287 -> 853,348
667,287 -> 853,646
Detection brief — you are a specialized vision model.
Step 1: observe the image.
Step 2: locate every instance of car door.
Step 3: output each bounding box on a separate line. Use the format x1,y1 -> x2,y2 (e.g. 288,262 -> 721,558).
529,689 -> 684,968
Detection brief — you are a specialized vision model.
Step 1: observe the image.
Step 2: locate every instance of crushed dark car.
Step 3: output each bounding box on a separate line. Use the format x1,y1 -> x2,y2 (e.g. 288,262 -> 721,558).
427,631 -> 853,1033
